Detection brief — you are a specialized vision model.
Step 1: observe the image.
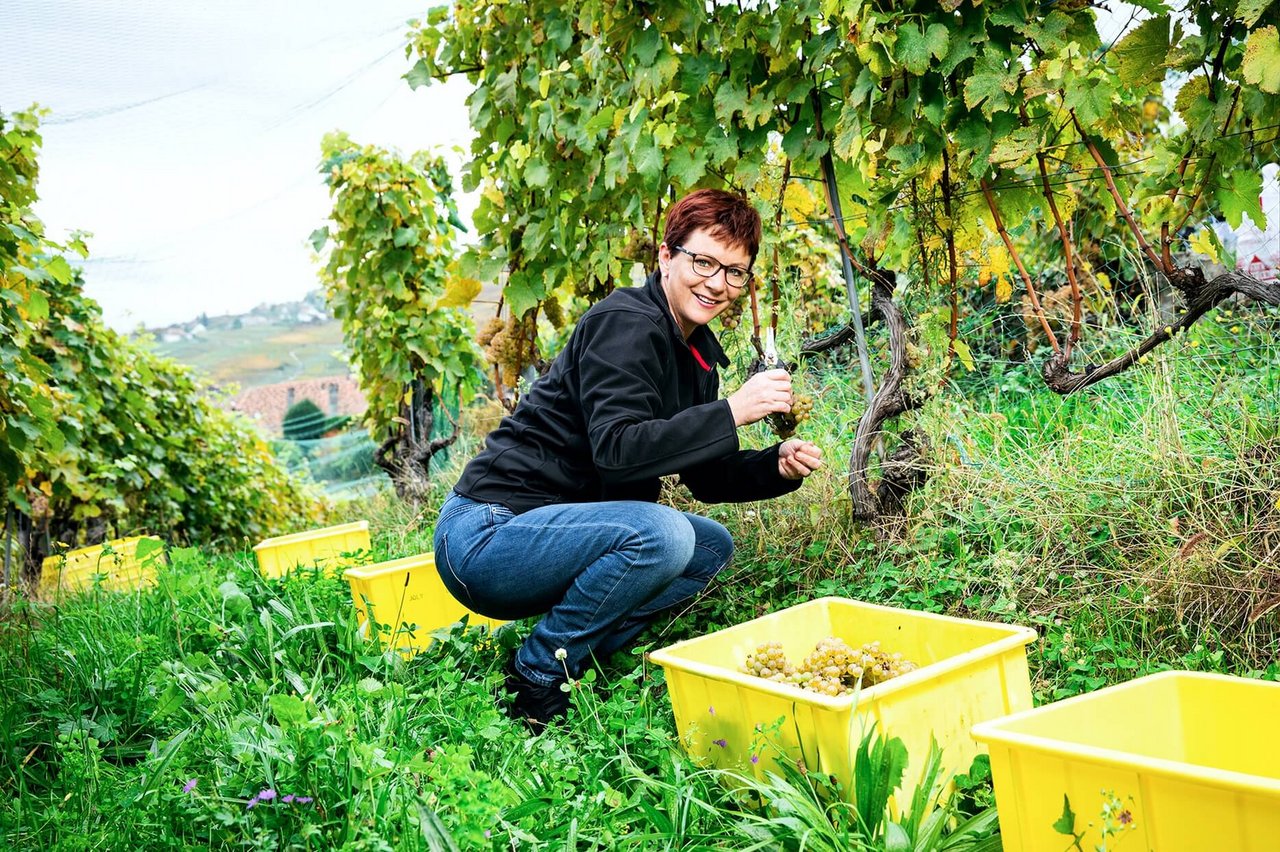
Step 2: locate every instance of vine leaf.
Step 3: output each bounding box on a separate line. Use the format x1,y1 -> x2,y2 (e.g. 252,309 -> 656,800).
1217,168 -> 1266,229
503,279 -> 539,320
1113,15 -> 1173,88
438,276 -> 483,309
405,58 -> 433,90
990,126 -> 1043,169
713,79 -> 751,124
1237,0 -> 1277,28
1065,76 -> 1115,126
963,52 -> 1018,116
308,226 -> 329,252
633,135 -> 664,181
1187,229 -> 1221,264
1242,26 -> 1280,93
669,146 -> 707,188
896,23 -> 949,75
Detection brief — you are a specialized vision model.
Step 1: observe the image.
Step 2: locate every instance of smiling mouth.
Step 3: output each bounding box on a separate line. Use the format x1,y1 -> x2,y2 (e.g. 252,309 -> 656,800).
694,294 -> 721,308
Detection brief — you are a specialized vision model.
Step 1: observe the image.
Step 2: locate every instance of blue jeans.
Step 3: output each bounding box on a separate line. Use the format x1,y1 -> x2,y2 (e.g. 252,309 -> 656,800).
433,492 -> 733,687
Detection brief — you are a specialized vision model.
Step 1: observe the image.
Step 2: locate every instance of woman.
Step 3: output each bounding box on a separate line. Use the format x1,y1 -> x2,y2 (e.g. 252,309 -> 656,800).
434,189 -> 823,729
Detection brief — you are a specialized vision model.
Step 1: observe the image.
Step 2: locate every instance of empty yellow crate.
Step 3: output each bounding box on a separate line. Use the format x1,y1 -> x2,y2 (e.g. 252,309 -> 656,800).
40,536 -> 166,597
343,553 -> 506,656
649,597 -> 1035,799
972,671 -> 1280,851
253,521 -> 371,578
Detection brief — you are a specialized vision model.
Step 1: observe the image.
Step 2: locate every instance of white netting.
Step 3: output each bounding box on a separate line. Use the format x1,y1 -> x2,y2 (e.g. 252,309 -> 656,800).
271,430 -> 385,500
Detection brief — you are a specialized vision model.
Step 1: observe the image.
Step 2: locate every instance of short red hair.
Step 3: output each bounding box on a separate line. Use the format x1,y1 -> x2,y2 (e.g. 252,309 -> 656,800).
662,189 -> 762,265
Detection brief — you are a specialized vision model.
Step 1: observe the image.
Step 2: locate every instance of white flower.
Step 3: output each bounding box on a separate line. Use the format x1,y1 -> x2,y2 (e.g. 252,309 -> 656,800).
554,648 -> 567,660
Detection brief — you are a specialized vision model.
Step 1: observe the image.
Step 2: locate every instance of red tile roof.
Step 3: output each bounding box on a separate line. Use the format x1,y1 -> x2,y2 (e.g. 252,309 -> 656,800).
227,375 -> 367,435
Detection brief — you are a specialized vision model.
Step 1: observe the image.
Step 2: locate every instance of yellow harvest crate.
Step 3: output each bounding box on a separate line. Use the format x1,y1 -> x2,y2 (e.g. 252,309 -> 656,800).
972,671 -> 1280,851
39,536 -> 166,597
649,597 -> 1035,800
253,521 -> 371,579
343,553 -> 506,656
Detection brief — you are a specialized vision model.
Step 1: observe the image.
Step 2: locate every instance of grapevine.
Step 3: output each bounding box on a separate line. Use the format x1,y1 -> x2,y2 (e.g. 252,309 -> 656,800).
741,637 -> 918,697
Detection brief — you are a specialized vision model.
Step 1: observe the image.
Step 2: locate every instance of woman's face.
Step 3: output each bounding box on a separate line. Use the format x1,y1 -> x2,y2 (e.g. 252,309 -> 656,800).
658,227 -> 751,339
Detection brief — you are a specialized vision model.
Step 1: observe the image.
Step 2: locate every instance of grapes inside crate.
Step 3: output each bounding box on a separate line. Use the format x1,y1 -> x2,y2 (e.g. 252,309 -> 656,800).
742,637 -> 918,696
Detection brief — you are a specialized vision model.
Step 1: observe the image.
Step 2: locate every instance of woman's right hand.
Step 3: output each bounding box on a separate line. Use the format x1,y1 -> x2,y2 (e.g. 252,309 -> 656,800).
727,369 -> 793,427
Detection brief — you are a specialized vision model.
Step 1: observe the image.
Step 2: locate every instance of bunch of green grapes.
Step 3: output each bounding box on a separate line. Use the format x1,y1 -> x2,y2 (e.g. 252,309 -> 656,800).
718,297 -> 744,331
857,640 -> 919,686
541,296 -> 565,329
741,637 -> 918,696
483,315 -> 537,388
476,316 -> 504,349
795,637 -> 863,695
791,391 -> 814,425
741,641 -> 794,683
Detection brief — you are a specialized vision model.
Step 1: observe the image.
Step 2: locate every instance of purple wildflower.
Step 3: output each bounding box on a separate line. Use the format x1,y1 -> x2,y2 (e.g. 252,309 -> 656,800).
750,755 -> 760,765
708,705 -> 716,715
295,796 -> 313,804
713,738 -> 728,748
282,794 -> 295,804
181,778 -> 198,794
1119,810 -> 1133,825
246,788 -> 278,809
484,830 -> 492,839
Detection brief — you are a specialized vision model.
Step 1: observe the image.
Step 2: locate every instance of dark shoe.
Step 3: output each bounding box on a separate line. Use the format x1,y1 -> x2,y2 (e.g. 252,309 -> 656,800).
502,658 -> 570,732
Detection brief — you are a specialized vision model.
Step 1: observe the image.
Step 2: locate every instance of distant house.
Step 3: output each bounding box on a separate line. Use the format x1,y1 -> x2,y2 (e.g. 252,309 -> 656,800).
229,375 -> 367,435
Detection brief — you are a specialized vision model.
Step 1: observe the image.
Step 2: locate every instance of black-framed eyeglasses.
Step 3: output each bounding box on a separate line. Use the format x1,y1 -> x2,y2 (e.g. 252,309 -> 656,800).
672,245 -> 753,290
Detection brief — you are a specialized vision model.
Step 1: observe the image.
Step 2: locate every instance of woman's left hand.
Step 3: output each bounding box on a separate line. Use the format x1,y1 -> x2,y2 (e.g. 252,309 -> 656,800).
778,439 -> 823,480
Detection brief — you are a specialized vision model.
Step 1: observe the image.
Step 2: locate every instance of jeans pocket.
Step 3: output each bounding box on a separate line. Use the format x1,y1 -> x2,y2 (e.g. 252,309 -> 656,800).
488,504 -> 514,524
437,531 -> 477,609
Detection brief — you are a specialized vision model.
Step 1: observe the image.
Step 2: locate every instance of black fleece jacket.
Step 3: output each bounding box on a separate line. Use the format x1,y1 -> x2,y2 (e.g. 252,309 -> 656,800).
452,271 -> 802,514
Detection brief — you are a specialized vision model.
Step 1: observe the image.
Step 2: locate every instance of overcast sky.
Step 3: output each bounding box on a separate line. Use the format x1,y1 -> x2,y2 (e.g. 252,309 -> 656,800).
2,0 -> 474,330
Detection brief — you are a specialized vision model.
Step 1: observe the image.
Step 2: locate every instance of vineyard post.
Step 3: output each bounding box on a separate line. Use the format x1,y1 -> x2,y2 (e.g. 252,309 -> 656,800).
818,150 -> 876,403
2,503 -> 12,593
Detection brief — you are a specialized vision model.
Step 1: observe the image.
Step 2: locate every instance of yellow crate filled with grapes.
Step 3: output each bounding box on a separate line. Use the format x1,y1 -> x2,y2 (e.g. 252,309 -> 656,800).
649,598 -> 1036,802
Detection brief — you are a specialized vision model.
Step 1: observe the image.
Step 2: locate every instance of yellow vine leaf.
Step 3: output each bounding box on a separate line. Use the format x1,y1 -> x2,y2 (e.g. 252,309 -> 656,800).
988,245 -> 1011,279
438,275 -> 483,308
995,274 -> 1013,304
782,182 -> 817,221
1187,229 -> 1219,264
482,183 -> 505,209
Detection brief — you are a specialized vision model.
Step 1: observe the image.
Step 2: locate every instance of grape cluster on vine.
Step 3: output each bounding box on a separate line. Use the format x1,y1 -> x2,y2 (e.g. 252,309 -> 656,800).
740,637 -> 918,697
477,314 -> 537,388
541,296 -> 565,329
717,297 -> 744,331
790,392 -> 813,425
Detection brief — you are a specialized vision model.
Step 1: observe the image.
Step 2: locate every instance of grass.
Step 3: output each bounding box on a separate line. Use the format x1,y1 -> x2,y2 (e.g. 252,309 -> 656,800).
0,531 -> 998,849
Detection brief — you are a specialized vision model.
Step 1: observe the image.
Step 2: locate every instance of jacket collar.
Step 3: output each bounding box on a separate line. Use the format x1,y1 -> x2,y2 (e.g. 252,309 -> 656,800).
643,270 -> 731,368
